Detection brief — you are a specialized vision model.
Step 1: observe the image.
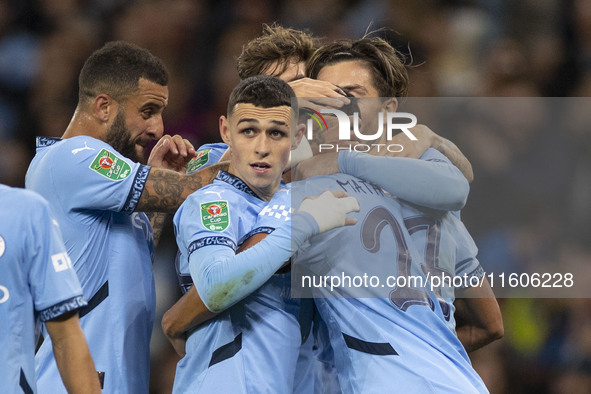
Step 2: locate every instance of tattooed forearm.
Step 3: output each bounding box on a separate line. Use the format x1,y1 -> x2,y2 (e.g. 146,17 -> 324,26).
436,138 -> 474,183
137,169 -> 184,213
146,212 -> 169,247
136,162 -> 230,213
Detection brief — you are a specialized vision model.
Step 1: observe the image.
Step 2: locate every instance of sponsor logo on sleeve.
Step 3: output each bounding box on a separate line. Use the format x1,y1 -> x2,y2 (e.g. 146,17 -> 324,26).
200,200 -> 229,231
51,252 -> 73,272
186,149 -> 212,173
0,235 -> 5,258
89,149 -> 132,180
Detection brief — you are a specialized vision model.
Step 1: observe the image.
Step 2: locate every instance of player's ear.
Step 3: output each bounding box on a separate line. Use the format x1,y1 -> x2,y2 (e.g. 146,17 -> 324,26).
219,115 -> 231,146
292,123 -> 305,150
94,94 -> 117,123
289,124 -> 312,168
381,97 -> 398,113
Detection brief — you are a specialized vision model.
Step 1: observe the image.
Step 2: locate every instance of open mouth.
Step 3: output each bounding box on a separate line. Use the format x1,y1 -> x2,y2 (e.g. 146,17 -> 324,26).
251,162 -> 271,173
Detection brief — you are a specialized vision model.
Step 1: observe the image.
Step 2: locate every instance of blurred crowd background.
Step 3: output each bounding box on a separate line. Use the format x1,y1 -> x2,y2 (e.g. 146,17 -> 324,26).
1,0 -> 590,392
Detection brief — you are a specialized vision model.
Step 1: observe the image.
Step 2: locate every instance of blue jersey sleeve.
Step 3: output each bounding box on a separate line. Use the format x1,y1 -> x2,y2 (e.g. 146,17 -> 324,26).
173,186 -> 247,293
25,191 -> 86,321
174,182 -> 316,313
174,187 -> 245,258
186,143 -> 229,174
188,212 -> 317,313
337,148 -> 469,211
47,137 -> 150,214
452,219 -> 485,287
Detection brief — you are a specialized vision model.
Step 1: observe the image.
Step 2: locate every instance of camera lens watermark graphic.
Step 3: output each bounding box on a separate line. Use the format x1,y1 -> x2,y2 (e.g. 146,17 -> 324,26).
297,97 -> 418,154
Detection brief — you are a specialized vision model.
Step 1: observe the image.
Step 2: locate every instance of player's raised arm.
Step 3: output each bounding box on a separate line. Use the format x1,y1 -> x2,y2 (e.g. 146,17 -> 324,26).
337,149 -> 469,211
293,147 -> 469,212
389,124 -> 474,183
136,162 -> 228,213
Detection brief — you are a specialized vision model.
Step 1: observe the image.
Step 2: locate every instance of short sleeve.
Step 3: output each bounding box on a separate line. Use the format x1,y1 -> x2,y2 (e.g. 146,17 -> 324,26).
453,218 -> 485,283
49,137 -> 150,214
26,193 -> 86,321
186,143 -> 229,174
174,186 -> 248,262
419,147 -> 450,163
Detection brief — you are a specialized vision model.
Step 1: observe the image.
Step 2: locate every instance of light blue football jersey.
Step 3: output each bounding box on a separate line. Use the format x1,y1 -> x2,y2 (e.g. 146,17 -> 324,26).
26,136 -> 155,393
292,309 -> 342,394
292,173 -> 489,394
0,185 -> 86,393
173,171 -> 301,393
256,183 -> 314,393
176,142 -> 229,291
174,173 -> 292,292
185,142 -> 229,174
400,202 -> 485,337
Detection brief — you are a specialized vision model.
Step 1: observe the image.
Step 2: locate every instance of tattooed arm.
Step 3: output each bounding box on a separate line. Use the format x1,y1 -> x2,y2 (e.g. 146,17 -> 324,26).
145,212 -> 168,247
137,162 -> 229,213
144,134 -> 199,245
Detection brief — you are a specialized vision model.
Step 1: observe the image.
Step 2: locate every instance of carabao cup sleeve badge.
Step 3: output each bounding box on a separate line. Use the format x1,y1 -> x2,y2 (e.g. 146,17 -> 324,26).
89,149 -> 132,180
200,201 -> 230,232
186,149 -> 211,174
